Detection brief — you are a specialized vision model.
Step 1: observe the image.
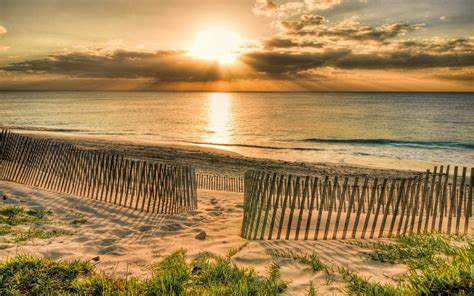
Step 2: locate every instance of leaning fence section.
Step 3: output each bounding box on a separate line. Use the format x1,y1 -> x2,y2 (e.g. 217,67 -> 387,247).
0,130 -> 198,214
197,173 -> 244,193
241,166 -> 473,240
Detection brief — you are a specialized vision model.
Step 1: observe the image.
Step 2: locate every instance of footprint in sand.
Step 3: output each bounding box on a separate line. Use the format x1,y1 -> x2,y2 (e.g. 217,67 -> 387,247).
159,223 -> 184,232
187,210 -> 202,216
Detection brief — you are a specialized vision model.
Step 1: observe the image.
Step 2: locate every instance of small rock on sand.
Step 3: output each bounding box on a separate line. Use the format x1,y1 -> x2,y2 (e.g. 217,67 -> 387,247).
91,256 -> 100,262
195,231 -> 207,240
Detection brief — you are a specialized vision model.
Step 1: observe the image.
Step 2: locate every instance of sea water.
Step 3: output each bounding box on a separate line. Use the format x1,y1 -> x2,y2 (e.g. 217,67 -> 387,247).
1,91 -> 473,168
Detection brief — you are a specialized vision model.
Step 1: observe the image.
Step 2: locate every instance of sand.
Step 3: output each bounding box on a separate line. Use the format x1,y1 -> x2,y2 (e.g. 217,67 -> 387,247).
0,180 -> 410,295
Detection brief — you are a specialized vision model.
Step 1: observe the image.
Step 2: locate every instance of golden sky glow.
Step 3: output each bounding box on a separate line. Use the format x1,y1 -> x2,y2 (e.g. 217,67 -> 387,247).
0,0 -> 473,91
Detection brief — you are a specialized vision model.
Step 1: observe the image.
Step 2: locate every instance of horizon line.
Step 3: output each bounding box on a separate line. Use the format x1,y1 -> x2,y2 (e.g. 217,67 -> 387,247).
0,90 -> 473,94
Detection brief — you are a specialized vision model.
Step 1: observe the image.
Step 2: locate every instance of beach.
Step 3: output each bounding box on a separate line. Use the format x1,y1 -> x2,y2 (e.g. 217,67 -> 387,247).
2,130 -> 469,294
9,129 -> 422,178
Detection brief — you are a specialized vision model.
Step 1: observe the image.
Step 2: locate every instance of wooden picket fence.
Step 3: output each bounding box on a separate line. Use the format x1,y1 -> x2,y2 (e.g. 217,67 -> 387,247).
0,130 -> 198,214
197,173 -> 244,193
241,166 -> 473,240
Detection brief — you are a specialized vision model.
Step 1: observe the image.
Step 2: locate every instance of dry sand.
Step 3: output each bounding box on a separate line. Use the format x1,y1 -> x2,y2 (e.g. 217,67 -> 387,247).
0,180 -> 409,295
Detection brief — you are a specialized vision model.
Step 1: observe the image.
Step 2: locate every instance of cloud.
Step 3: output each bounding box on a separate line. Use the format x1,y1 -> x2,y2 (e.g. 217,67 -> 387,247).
435,70 -> 473,81
2,38 -> 473,82
288,19 -> 423,42
1,49 -> 226,82
262,37 -> 325,49
0,26 -> 6,34
396,38 -> 473,53
253,0 -> 278,16
304,0 -> 342,11
241,49 -> 350,75
334,51 -> 474,69
253,0 -> 342,18
279,14 -> 325,30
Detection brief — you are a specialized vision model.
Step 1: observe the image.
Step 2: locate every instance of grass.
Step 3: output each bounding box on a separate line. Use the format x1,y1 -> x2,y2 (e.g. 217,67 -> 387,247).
339,267 -> 406,296
226,242 -> 249,258
0,255 -> 93,295
0,205 -> 71,244
13,228 -> 72,242
306,281 -> 317,296
0,225 -> 12,236
342,233 -> 473,295
0,205 -> 52,226
0,250 -> 288,295
268,249 -> 327,273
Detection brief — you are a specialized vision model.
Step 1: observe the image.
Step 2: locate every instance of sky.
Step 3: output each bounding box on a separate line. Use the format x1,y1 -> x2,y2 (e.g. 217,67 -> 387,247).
0,0 -> 473,91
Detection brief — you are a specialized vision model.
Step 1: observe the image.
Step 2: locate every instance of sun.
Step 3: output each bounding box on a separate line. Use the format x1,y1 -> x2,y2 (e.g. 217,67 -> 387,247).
190,28 -> 242,64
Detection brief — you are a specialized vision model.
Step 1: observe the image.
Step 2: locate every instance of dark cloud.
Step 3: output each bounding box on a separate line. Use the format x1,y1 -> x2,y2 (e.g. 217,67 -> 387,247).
397,38 -> 473,53
1,49 -> 224,82
334,51 -> 474,69
263,37 -> 324,49
289,20 -> 423,42
241,49 -> 350,75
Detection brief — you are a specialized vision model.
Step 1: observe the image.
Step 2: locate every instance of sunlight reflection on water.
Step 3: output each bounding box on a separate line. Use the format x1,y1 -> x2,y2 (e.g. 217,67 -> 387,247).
205,93 -> 233,144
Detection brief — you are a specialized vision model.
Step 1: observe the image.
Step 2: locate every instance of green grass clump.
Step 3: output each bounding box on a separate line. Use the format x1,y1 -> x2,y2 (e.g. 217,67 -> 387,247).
407,243 -> 473,295
189,252 -> 287,295
269,249 -> 327,272
0,205 -> 52,226
0,225 -> 12,236
145,250 -> 190,294
306,281 -> 317,296
14,228 -> 72,242
0,250 -> 288,295
345,233 -> 473,295
0,255 -> 93,295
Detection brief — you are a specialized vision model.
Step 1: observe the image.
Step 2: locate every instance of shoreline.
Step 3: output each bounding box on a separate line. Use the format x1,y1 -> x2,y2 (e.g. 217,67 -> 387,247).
7,128 -> 426,179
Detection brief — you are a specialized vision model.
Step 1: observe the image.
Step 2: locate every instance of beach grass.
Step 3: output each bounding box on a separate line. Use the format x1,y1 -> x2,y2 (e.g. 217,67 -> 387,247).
0,250 -> 288,295
13,227 -> 72,242
0,205 -> 71,243
342,233 -> 473,295
0,205 -> 52,226
268,249 -> 328,273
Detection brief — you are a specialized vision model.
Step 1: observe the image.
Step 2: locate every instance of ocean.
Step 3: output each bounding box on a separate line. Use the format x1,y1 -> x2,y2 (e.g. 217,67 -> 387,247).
1,91 -> 473,168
